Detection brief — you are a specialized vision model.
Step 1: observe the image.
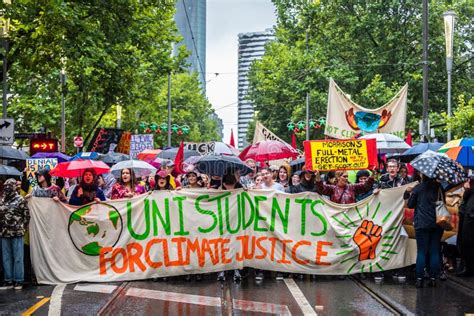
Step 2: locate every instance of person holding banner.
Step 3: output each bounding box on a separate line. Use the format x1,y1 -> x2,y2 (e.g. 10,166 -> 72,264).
315,170 -> 375,204
110,169 -> 145,200
260,168 -> 284,192
69,169 -> 106,206
276,165 -> 291,189
286,170 -> 314,194
154,170 -> 173,191
26,169 -> 67,202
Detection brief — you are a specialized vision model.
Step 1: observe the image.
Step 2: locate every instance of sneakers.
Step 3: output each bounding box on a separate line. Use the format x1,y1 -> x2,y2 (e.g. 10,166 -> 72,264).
276,273 -> 284,281
233,270 -> 242,282
0,282 -> 13,290
255,271 -> 264,282
415,278 -> 423,288
13,282 -> 23,290
217,272 -> 225,282
374,275 -> 384,283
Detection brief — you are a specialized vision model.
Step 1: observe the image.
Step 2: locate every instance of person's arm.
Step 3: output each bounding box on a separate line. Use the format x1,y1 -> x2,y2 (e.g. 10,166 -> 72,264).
97,189 -> 106,201
353,177 -> 375,195
20,198 -> 30,227
407,186 -> 419,209
68,187 -> 82,206
110,183 -> 123,200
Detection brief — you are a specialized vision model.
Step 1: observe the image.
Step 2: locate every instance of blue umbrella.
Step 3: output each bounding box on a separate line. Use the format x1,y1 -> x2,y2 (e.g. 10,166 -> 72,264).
69,152 -> 102,161
398,142 -> 444,163
32,152 -> 71,163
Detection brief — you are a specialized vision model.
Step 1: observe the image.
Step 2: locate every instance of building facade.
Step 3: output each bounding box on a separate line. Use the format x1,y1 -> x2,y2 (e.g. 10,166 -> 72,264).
237,29 -> 274,149
174,0 -> 206,90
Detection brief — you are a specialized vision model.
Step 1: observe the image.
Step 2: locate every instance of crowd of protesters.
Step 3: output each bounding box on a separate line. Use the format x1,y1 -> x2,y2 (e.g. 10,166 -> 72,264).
0,155 -> 472,290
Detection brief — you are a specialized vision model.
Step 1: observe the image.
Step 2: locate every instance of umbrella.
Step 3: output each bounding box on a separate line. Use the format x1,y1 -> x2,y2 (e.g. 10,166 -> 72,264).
438,138 -> 474,167
149,157 -> 172,169
0,165 -> 21,177
137,149 -> 162,162
239,140 -> 299,162
158,148 -> 201,160
31,152 -> 71,163
289,157 -> 305,173
110,160 -> 157,178
50,159 -> 110,178
358,133 -> 411,154
0,146 -> 30,160
213,142 -> 240,156
196,155 -> 252,176
411,150 -> 467,184
99,152 -> 130,164
397,142 -> 444,163
69,151 -> 102,161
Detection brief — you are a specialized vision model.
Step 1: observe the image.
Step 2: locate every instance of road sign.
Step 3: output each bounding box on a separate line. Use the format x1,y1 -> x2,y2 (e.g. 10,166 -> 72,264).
74,136 -> 84,148
0,118 -> 14,145
30,139 -> 58,156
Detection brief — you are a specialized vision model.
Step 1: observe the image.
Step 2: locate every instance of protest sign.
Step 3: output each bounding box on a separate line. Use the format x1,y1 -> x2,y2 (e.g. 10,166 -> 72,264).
130,134 -> 154,159
87,128 -> 123,154
303,139 -> 377,171
29,187 -> 414,284
325,79 -> 408,139
26,158 -> 58,185
116,132 -> 131,155
184,142 -> 215,155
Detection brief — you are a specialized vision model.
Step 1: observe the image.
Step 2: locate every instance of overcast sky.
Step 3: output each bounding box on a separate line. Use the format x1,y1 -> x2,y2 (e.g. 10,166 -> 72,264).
206,0 -> 277,143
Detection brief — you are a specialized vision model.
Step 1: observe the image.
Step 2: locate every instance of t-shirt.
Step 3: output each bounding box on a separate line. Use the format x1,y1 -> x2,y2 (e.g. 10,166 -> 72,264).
261,182 -> 284,192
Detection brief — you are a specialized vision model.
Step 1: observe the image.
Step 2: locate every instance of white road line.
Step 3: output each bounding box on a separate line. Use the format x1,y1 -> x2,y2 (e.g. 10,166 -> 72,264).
74,284 -> 118,294
284,278 -> 317,316
126,287 -> 222,307
48,284 -> 66,316
233,299 -> 291,315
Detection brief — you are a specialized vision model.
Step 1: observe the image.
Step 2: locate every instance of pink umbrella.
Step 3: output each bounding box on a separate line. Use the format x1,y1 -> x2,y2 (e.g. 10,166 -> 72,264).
50,159 -> 110,178
239,141 -> 299,163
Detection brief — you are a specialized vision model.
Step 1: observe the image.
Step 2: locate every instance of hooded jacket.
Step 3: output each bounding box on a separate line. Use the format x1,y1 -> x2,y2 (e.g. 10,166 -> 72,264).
0,179 -> 30,237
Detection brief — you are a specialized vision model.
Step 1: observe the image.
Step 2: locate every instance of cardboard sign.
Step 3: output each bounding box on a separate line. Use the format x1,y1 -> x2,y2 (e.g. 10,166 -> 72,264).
26,158 -> 58,185
130,134 -> 154,159
304,139 -> 377,171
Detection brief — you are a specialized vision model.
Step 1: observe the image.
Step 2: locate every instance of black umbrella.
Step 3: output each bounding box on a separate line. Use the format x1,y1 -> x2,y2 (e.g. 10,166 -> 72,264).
411,150 -> 467,184
398,142 -> 444,163
99,152 -> 130,164
196,155 -> 252,176
0,146 -> 30,160
158,148 -> 201,160
0,165 -> 21,177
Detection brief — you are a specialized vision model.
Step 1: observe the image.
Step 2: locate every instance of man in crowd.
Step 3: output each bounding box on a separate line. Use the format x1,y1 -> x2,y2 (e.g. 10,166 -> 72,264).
379,159 -> 409,189
240,159 -> 257,189
260,167 -> 284,192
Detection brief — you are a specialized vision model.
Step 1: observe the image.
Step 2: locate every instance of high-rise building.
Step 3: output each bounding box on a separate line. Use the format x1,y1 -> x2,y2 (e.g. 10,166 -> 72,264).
237,29 -> 274,149
210,112 -> 224,140
174,0 -> 206,90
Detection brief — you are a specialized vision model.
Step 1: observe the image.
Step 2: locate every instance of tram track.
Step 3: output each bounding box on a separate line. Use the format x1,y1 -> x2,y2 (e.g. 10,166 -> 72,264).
97,282 -> 131,315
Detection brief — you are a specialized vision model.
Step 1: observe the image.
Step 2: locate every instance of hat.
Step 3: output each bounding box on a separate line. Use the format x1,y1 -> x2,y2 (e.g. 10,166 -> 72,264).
156,170 -> 168,178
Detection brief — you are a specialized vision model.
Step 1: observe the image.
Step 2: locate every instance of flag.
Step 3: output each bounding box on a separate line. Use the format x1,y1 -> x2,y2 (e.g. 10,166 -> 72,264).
405,129 -> 414,176
174,141 -> 185,174
229,129 -> 235,147
291,132 -> 297,149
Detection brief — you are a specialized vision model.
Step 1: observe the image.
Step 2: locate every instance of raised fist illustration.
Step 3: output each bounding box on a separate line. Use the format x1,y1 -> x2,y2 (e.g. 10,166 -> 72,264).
353,220 -> 382,261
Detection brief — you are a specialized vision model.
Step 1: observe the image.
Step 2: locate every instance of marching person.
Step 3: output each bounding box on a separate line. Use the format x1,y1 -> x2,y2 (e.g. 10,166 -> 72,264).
110,168 -> 145,200
69,169 -> 106,206
182,171 -> 204,189
240,159 -> 257,189
315,170 -> 375,204
260,168 -> 284,192
276,164 -> 291,189
26,169 -> 67,202
379,159 -> 409,189
154,170 -> 173,191
457,176 -> 474,277
286,170 -> 314,193
0,179 -> 30,290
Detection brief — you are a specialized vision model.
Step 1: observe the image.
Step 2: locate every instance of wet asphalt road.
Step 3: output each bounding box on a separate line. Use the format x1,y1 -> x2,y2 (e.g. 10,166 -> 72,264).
2,272 -> 474,315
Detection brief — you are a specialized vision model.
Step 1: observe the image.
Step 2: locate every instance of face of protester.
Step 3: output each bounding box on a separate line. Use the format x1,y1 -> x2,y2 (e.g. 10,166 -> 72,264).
279,168 -> 288,182
166,165 -> 174,175
387,162 -> 399,178
83,171 -> 94,185
261,170 -> 273,185
247,161 -> 257,177
272,170 -> 278,180
37,174 -> 46,185
255,175 -> 263,186
121,169 -> 131,184
157,176 -> 167,189
97,176 -> 105,187
304,172 -> 312,182
358,176 -> 369,184
399,168 -> 408,179
291,174 -> 300,186
188,173 -> 197,184
337,173 -> 349,186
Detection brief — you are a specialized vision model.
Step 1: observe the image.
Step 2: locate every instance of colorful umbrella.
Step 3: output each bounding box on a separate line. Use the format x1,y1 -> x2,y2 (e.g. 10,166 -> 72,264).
0,165 -> 21,177
411,150 -> 467,184
213,142 -> 240,156
32,152 -> 71,163
137,149 -> 162,162
99,152 -> 130,164
69,151 -> 102,161
239,141 -> 299,162
438,138 -> 474,167
50,159 -> 110,178
110,160 -> 157,178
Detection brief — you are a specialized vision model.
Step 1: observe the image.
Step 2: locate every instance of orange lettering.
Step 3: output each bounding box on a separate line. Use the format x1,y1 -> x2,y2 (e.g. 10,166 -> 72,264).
126,242 -> 146,272
145,239 -> 163,268
277,239 -> 292,264
111,248 -> 128,273
220,238 -> 232,264
292,240 -> 311,265
316,241 -> 332,266
99,247 -> 114,275
255,236 -> 268,259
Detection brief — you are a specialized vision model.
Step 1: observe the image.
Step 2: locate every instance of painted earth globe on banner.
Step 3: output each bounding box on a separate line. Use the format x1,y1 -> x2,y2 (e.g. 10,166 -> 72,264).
68,203 -> 123,256
354,112 -> 382,132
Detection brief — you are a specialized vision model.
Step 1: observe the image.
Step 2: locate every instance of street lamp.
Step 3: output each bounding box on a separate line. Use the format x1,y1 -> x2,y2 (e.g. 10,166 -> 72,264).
443,10 -> 456,142
60,68 -> 66,152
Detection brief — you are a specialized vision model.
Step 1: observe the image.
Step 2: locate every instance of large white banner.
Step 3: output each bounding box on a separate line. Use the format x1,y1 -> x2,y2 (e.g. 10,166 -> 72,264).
253,121 -> 303,154
325,79 -> 408,139
29,186 -> 414,284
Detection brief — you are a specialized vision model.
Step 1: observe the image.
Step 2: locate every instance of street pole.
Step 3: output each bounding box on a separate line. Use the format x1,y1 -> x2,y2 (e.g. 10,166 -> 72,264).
2,38 -> 7,118
305,30 -> 310,141
421,0 -> 429,142
167,72 -> 171,147
116,105 -> 122,129
443,10 -> 456,142
60,69 -> 66,152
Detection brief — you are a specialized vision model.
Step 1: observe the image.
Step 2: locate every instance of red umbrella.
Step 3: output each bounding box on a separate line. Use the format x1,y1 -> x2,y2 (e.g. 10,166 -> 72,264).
50,159 -> 110,178
239,140 -> 299,162
137,149 -> 162,162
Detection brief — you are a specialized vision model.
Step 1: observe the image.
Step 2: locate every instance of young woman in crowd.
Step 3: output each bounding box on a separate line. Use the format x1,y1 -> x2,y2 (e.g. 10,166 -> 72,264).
254,172 -> 263,189
315,170 -> 374,204
27,169 -> 67,202
69,169 -> 106,206
286,170 -> 314,193
183,171 -> 203,189
111,168 -> 145,200
154,170 -> 173,191
277,165 -> 291,188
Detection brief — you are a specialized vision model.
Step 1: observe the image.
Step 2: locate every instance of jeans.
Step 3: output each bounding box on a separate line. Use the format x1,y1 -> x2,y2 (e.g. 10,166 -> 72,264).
415,228 -> 443,279
1,237 -> 24,283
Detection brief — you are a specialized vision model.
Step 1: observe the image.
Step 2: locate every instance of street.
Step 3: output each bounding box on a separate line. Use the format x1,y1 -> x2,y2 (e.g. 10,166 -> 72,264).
2,272 -> 474,315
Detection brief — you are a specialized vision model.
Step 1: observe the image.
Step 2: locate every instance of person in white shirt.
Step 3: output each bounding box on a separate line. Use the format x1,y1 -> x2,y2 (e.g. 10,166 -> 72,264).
260,167 -> 284,192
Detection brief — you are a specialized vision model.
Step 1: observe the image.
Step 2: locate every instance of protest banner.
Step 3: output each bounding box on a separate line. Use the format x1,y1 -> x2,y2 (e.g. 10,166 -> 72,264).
303,139 -> 378,171
87,128 -> 123,154
184,142 -> 215,155
116,132 -> 131,155
325,79 -> 408,139
26,158 -> 58,185
29,187 -> 414,284
130,134 -> 154,159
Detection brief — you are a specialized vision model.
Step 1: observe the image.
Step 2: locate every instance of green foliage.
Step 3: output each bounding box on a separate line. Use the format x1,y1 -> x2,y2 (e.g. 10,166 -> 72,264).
445,95 -> 474,139
247,0 -> 473,142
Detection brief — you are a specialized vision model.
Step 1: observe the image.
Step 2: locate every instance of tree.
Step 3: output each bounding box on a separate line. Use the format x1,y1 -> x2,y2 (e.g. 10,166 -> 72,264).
445,95 -> 474,139
247,0 -> 473,142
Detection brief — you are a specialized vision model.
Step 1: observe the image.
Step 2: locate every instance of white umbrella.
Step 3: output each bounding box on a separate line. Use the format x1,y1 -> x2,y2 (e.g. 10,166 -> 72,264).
359,133 -> 411,154
212,141 -> 240,156
110,160 -> 157,178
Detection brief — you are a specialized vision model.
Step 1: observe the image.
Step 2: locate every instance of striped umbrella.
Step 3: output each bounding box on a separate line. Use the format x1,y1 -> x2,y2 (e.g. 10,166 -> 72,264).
438,138 -> 474,167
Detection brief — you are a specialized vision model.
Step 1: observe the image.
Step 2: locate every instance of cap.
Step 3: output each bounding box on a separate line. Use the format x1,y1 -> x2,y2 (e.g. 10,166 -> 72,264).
156,170 -> 168,178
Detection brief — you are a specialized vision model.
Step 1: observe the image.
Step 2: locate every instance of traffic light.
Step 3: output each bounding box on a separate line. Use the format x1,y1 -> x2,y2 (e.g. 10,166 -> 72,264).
30,139 -> 58,156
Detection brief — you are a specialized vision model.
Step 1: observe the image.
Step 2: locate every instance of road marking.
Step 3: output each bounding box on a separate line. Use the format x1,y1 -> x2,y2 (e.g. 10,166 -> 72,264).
126,287 -> 222,307
233,299 -> 291,315
284,278 -> 317,315
22,297 -> 51,316
48,284 -> 66,316
74,284 -> 117,294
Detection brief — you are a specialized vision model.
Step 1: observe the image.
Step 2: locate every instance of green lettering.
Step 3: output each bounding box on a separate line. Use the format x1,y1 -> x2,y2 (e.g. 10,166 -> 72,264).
208,192 -> 231,235
253,196 -> 268,232
127,201 -> 150,240
310,200 -> 327,236
295,198 -> 313,236
240,191 -> 255,229
173,196 -> 189,236
225,195 -> 241,234
151,198 -> 171,235
195,195 -> 217,233
270,197 -> 289,233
